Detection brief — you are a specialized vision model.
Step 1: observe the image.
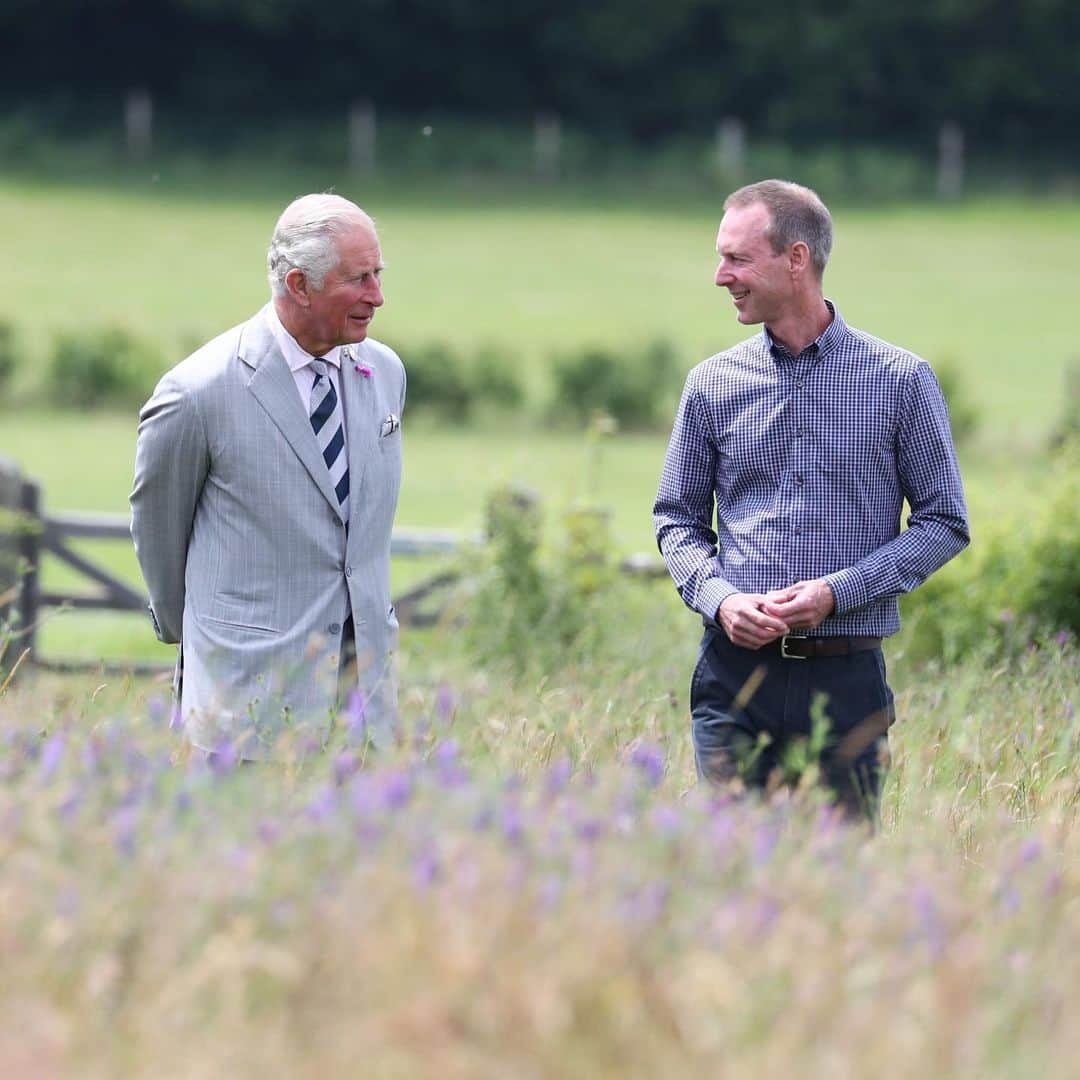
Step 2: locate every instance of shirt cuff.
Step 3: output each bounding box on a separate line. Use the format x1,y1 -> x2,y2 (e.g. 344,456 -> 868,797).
824,568 -> 868,616
697,578 -> 739,627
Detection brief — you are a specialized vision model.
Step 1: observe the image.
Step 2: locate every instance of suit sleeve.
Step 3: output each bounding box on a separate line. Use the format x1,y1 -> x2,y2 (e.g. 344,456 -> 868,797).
129,373 -> 209,644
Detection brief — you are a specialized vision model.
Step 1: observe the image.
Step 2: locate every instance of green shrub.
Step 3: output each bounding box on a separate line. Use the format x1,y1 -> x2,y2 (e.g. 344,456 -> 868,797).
396,341 -> 525,423
1049,361 -> 1079,450
47,325 -> 162,408
471,345 -> 525,411
0,321 -> 16,397
933,358 -> 980,447
460,486 -> 616,675
549,338 -> 681,430
901,439 -> 1079,664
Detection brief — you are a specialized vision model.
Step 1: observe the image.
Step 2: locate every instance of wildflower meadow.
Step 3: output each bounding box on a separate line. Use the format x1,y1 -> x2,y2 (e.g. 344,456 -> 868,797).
1,575 -> 1076,1076
1,176 -> 1077,1076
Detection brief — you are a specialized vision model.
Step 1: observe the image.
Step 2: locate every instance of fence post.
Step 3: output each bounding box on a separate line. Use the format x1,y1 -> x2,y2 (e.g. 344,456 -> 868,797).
937,123 -> 964,200
125,88 -> 154,161
715,116 -> 746,180
534,111 -> 562,180
348,100 -> 376,175
0,459 -> 41,671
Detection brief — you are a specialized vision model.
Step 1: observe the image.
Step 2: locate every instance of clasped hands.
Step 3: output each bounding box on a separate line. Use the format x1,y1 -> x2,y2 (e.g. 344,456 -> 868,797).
716,578 -> 835,650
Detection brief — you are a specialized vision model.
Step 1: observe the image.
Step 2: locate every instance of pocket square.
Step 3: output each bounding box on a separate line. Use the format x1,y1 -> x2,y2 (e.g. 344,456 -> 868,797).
380,413 -> 400,438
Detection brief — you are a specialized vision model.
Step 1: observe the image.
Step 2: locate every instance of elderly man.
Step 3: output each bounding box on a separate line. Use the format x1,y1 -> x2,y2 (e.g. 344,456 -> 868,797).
131,193 -> 405,760
654,179 -> 969,819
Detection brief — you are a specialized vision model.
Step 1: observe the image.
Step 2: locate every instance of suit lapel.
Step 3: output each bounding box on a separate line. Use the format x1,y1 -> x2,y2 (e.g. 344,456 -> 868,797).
239,310 -> 345,521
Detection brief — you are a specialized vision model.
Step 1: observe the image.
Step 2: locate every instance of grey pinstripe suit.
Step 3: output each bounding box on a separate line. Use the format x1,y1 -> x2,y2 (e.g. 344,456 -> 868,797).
130,305 -> 405,758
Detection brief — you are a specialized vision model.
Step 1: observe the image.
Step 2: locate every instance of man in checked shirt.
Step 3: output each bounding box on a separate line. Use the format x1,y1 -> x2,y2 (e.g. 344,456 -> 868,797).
653,179 -> 969,820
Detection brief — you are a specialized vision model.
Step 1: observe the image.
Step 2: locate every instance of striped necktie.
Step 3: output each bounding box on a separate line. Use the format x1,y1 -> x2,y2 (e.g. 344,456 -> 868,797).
309,358 -> 350,521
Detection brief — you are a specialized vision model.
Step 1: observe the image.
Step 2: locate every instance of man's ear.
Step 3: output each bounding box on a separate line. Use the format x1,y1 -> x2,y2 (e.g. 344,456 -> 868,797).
284,267 -> 312,306
789,241 -> 811,278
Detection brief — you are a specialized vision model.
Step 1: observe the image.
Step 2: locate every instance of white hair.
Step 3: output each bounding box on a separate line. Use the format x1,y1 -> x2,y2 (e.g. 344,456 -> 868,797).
267,193 -> 375,295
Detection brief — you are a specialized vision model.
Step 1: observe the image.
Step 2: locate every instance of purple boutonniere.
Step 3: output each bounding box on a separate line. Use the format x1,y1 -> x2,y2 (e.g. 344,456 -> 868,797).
354,363 -> 373,378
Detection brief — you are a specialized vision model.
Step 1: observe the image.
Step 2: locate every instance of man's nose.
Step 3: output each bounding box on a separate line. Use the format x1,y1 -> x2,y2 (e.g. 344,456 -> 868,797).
366,279 -> 384,306
715,262 -> 735,287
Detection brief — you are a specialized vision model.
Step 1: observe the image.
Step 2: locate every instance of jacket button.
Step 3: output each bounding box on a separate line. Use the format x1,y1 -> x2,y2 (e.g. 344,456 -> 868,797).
329,622 -> 341,635
345,565 -> 353,577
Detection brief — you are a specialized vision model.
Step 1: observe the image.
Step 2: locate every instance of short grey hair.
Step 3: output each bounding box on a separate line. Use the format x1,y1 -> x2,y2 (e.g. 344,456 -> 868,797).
267,193 -> 375,295
724,179 -> 833,278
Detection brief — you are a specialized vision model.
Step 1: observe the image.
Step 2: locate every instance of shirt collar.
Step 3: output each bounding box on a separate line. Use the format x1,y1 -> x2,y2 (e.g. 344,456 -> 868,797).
265,304 -> 343,373
762,299 -> 847,361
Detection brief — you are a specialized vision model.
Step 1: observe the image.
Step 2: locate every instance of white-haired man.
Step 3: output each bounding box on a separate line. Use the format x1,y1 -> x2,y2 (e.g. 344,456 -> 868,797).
131,193 -> 406,760
654,179 -> 969,819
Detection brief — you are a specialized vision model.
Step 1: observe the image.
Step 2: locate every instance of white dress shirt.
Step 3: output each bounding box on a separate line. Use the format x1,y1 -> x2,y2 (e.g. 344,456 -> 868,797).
265,305 -> 347,425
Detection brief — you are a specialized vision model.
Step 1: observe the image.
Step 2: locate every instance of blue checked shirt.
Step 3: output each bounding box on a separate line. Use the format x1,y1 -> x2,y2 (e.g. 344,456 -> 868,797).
653,303 -> 969,638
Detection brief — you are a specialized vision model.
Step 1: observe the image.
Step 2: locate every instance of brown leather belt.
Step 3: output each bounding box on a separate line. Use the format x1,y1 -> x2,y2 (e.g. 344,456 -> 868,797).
770,635 -> 882,660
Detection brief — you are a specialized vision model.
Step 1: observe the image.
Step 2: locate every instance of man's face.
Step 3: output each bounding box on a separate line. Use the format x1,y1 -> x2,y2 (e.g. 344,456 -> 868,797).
306,223 -> 385,348
713,203 -> 793,327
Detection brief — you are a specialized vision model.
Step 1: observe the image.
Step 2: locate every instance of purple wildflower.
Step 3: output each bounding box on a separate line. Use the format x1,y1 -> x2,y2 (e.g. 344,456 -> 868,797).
307,785 -> 337,822
380,769 -> 413,811
258,818 -> 282,845
1016,838 -> 1042,866
207,740 -> 238,776
628,741 -> 665,787
412,849 -> 440,889
57,786 -> 83,822
621,882 -> 670,924
911,886 -> 946,958
545,757 -> 573,798
113,805 -> 139,858
433,738 -> 460,766
752,824 -> 779,864
575,817 -> 606,843
349,772 -> 380,816
38,734 -> 66,781
345,689 -> 367,744
651,805 -> 681,835
333,751 -> 361,786
997,881 -> 1021,915
435,683 -> 456,724
501,804 -> 525,846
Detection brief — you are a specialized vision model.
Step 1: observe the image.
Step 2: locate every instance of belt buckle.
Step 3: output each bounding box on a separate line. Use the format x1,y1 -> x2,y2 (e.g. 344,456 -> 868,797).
779,634 -> 808,661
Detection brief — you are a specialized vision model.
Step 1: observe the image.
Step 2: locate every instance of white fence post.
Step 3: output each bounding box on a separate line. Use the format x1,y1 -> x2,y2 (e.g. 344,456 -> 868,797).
125,88 -> 153,161
937,123 -> 965,199
715,116 -> 746,179
348,100 -> 376,175
534,111 -> 561,180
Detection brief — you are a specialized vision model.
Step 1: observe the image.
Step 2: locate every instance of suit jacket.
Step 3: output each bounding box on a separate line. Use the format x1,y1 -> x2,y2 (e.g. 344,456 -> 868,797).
130,306 -> 405,758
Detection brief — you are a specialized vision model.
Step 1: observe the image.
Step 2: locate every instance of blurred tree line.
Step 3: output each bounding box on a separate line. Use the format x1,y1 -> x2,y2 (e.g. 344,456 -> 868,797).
3,0 -> 1078,154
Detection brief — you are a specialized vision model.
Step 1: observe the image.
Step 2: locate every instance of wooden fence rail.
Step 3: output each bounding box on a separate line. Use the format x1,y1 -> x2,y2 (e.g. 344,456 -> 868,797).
0,461 -> 667,674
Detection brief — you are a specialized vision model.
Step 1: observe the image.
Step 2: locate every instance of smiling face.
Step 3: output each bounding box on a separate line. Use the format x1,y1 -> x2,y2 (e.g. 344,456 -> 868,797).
713,202 -> 794,328
279,220 -> 385,356
304,223 -> 384,351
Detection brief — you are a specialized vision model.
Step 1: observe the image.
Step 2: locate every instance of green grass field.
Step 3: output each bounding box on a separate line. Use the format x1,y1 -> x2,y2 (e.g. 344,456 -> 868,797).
2,176 -> 1075,440
0,175 -> 1074,665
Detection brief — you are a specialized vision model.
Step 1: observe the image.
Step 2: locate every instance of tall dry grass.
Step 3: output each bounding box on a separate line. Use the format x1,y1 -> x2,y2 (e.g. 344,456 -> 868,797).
0,605 -> 1075,1076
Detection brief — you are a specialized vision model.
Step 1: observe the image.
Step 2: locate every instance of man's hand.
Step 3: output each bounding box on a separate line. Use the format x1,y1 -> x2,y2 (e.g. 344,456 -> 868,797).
761,578 -> 835,632
717,593 -> 790,649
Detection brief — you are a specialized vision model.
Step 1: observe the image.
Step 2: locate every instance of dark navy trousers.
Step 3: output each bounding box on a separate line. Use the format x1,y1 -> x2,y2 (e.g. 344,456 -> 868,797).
690,627 -> 895,820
